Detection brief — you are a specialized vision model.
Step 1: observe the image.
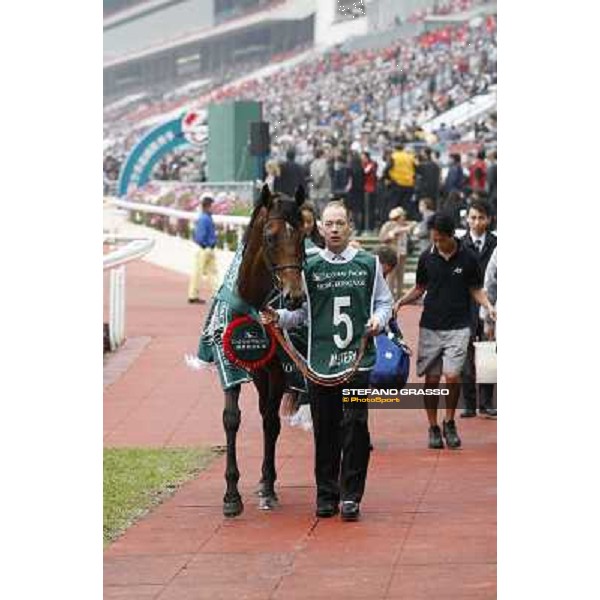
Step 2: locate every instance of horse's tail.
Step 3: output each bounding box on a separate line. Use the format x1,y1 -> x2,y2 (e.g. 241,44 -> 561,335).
280,391 -> 301,417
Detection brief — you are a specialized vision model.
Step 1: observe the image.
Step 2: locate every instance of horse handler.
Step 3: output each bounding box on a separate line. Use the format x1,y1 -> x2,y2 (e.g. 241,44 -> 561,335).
261,200 -> 393,521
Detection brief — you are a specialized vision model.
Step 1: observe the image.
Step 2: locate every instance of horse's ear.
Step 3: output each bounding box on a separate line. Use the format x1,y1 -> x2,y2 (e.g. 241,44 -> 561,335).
294,185 -> 306,207
259,183 -> 272,208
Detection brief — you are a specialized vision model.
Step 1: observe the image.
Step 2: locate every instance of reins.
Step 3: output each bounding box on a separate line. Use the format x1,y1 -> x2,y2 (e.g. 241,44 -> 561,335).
268,324 -> 370,387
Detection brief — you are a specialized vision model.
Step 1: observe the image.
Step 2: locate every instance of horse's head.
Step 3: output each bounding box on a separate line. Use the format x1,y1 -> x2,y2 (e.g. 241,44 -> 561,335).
255,184 -> 306,310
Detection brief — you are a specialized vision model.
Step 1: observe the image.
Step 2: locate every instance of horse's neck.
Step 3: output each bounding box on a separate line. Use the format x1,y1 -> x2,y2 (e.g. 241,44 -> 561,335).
237,240 -> 272,310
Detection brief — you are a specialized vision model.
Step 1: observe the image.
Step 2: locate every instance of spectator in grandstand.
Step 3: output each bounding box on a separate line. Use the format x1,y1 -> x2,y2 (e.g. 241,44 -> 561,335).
264,159 -> 281,192
346,149 -> 366,234
260,200 -> 393,522
383,142 -> 419,221
373,245 -> 398,281
309,148 -> 332,217
449,125 -> 461,141
435,123 -> 451,143
415,147 -> 441,207
378,207 -> 416,300
487,150 -> 497,222
469,149 -> 488,196
168,154 -> 184,180
154,157 -> 169,181
362,151 -> 378,232
412,197 -> 436,253
103,155 -> 120,181
188,195 -> 218,305
103,170 -> 112,196
460,200 -> 497,419
394,213 -> 496,450
442,190 -> 468,230
481,246 -> 497,340
274,148 -> 306,197
443,153 -> 466,197
330,148 -> 351,200
301,201 -> 325,253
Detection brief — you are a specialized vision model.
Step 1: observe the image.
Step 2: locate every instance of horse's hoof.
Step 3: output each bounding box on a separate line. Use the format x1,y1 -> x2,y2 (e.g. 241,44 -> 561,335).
258,494 -> 279,511
223,498 -> 244,518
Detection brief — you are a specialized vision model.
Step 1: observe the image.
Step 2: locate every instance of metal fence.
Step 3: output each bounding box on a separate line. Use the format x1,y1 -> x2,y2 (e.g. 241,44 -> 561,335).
107,197 -> 251,248
103,234 -> 155,351
133,180 -> 257,203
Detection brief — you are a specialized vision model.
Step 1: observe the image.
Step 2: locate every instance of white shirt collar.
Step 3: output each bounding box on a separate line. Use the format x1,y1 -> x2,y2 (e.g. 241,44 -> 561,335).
321,246 -> 358,263
471,232 -> 486,246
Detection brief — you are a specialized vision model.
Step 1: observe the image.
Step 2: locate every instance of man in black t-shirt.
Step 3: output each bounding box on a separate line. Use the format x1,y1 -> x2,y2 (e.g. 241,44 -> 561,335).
394,214 -> 496,449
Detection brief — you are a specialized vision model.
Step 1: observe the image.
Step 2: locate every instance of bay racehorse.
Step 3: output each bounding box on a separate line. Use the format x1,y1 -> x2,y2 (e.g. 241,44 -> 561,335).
215,184 -> 306,517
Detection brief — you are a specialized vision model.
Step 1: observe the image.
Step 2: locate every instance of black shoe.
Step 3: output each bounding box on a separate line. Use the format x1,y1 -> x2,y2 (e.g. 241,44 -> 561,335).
479,407 -> 497,419
316,502 -> 339,518
428,425 -> 444,449
340,500 -> 360,522
188,298 -> 205,304
443,419 -> 462,449
460,409 -> 477,418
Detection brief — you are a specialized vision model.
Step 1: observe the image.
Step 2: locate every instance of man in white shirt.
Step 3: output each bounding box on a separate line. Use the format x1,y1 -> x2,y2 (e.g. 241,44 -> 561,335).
460,200 -> 497,418
261,201 -> 393,521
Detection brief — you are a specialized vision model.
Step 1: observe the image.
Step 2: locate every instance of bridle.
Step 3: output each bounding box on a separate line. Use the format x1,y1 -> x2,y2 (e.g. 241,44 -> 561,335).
262,216 -> 306,290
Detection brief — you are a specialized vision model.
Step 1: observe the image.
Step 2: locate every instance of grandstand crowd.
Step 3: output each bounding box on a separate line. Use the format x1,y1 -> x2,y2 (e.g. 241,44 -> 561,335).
103,0 -> 495,176
103,0 -> 497,260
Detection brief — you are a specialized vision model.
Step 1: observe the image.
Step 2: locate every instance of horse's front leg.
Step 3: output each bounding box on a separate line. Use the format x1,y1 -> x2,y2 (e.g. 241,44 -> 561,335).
223,385 -> 243,517
255,364 -> 284,510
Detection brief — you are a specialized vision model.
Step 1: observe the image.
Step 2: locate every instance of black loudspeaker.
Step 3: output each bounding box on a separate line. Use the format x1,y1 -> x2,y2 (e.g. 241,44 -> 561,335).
249,121 -> 270,155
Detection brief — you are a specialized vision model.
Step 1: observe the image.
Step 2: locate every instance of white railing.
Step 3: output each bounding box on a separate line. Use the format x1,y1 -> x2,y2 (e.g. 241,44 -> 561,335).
108,198 -> 250,225
107,197 -> 251,246
103,235 -> 155,351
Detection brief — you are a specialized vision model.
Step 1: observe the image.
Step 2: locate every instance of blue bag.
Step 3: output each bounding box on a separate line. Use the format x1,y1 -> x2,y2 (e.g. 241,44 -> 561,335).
369,320 -> 411,388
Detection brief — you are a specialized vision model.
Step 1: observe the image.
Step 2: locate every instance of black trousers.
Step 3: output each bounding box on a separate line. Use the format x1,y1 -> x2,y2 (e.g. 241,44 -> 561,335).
347,191 -> 365,233
308,371 -> 371,504
364,191 -> 377,232
461,320 -> 496,411
387,184 -> 419,221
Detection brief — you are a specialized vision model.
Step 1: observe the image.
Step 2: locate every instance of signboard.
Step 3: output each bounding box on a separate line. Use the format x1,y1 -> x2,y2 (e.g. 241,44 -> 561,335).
117,110 -> 207,197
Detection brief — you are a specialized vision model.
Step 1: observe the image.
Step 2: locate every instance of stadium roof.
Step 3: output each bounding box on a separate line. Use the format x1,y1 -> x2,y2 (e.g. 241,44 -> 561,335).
104,0 -> 316,68
104,0 -> 181,29
423,2 -> 497,26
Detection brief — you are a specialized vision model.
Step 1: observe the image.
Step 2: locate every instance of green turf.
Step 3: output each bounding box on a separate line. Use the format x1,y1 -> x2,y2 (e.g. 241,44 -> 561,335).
103,446 -> 215,546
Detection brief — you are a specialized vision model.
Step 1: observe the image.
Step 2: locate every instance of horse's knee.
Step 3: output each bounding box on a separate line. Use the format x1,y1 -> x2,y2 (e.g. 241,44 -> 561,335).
263,412 -> 281,437
223,387 -> 241,432
223,407 -> 241,432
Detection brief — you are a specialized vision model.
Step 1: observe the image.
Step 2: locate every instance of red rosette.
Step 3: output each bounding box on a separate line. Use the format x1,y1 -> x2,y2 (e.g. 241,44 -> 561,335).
222,316 -> 277,371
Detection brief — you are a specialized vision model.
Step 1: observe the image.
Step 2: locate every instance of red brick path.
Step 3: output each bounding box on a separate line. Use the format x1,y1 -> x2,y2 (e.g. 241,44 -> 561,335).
104,260 -> 496,599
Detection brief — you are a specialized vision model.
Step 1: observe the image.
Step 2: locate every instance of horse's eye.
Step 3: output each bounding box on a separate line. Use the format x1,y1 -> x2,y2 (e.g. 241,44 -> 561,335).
265,232 -> 276,245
